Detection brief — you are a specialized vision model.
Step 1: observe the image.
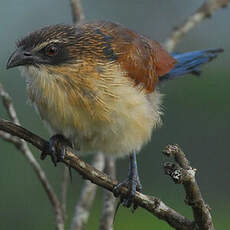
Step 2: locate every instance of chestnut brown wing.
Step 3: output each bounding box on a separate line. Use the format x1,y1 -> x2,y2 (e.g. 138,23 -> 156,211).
78,21 -> 176,92
112,27 -> 176,92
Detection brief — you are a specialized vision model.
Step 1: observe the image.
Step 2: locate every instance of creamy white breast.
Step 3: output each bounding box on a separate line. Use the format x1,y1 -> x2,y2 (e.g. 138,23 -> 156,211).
21,65 -> 162,157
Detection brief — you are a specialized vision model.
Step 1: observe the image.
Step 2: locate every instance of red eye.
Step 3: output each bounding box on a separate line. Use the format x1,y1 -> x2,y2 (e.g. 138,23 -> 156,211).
45,45 -> 58,56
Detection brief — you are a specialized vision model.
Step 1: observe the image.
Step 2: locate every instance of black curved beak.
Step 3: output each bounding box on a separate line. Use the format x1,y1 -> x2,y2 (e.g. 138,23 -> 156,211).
6,48 -> 34,69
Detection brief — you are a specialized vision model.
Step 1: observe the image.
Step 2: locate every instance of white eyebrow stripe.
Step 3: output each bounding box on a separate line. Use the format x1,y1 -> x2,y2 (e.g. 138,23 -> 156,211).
32,40 -> 61,51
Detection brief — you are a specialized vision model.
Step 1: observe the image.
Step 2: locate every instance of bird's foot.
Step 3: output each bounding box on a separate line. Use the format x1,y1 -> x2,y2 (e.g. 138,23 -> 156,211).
113,152 -> 142,212
40,134 -> 72,166
113,175 -> 142,212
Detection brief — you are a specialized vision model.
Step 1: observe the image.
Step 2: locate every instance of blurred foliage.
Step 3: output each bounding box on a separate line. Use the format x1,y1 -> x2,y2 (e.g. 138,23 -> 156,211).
0,0 -> 229,229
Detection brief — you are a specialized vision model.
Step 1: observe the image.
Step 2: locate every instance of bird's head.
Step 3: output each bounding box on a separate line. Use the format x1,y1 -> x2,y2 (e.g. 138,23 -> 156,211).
6,22 -> 122,118
6,21 -> 175,94
6,24 -> 81,69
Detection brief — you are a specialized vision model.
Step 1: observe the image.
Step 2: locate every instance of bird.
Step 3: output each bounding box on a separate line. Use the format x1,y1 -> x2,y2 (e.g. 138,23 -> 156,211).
6,20 -> 223,209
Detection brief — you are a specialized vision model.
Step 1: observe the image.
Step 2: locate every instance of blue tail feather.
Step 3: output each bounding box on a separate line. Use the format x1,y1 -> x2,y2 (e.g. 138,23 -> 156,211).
160,48 -> 223,82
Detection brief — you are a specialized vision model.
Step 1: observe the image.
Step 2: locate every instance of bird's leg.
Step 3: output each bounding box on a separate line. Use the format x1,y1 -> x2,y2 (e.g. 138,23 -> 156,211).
40,134 -> 72,166
113,152 -> 142,211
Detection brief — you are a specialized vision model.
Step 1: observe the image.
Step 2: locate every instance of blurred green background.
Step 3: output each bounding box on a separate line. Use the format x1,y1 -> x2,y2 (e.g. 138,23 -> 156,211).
0,0 -> 229,229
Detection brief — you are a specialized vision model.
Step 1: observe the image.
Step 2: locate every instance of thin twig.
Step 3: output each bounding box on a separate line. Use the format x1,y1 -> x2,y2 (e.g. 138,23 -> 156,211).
0,130 -> 21,146
0,84 -> 64,230
164,0 -> 230,52
162,3 -> 229,227
61,166 -> 69,221
0,120 -> 195,230
163,144 -> 215,230
99,157 -> 116,230
20,140 -> 65,230
0,84 -> 20,125
69,0 -> 85,25
70,153 -> 105,230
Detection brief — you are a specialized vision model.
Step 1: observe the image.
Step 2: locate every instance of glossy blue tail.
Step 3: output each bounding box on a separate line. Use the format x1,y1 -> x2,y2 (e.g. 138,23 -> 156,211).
160,48 -> 223,82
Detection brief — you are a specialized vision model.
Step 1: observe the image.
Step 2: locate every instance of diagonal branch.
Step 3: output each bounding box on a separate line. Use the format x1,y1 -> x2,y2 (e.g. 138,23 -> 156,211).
0,130 -> 21,146
164,0 -> 230,52
0,84 -> 20,125
0,119 -> 195,230
19,140 -> 65,230
0,84 -> 64,230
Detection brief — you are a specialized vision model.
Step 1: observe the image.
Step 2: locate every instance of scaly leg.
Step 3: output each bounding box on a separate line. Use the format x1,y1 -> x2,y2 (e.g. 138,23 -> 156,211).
113,152 -> 142,211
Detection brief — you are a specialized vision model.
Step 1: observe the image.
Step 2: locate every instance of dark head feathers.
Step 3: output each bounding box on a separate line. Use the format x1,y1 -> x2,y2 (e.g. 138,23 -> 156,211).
17,24 -> 77,50
15,21 -> 123,65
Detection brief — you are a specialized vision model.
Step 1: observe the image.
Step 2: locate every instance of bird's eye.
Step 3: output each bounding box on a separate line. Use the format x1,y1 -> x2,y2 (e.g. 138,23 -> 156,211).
45,45 -> 58,57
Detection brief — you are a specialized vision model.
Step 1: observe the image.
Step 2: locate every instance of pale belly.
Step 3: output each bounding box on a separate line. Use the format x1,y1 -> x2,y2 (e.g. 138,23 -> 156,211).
23,65 -> 162,157
34,90 -> 162,158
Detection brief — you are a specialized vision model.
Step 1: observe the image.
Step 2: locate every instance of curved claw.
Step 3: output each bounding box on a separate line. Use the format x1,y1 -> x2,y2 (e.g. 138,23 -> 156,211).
113,179 -> 128,197
40,134 -> 72,166
113,177 -> 142,209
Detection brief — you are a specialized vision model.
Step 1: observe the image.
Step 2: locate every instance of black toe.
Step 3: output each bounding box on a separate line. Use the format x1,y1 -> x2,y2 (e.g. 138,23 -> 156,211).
41,134 -> 72,166
113,175 -> 142,210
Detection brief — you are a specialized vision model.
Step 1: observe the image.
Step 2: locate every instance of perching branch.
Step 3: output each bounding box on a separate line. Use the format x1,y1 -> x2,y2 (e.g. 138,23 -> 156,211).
164,0 -> 230,52
70,153 -> 105,230
0,84 -> 65,230
163,145 -> 215,230
0,119 -> 194,230
1,0 -> 227,229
